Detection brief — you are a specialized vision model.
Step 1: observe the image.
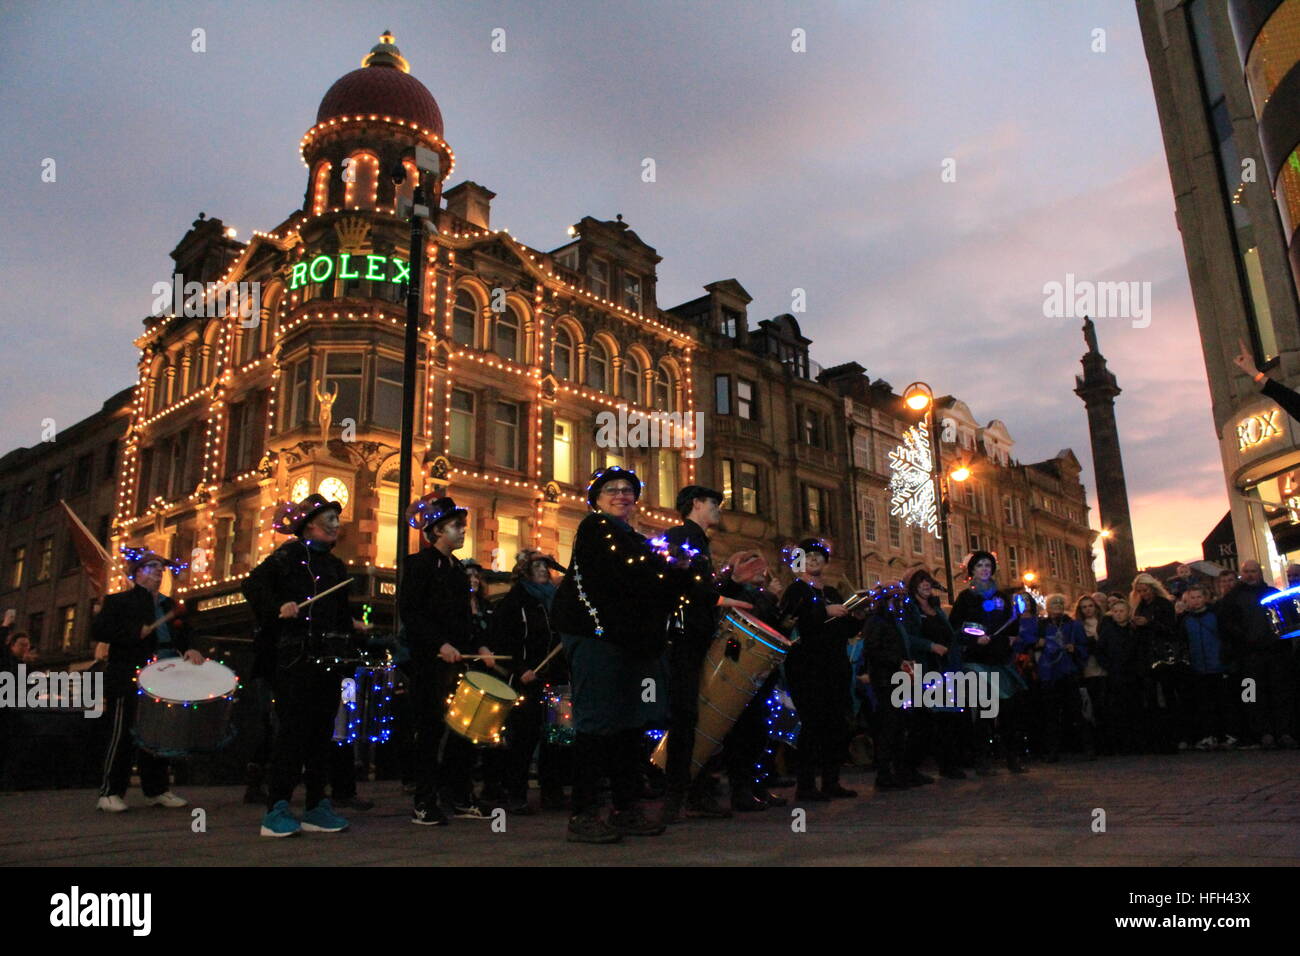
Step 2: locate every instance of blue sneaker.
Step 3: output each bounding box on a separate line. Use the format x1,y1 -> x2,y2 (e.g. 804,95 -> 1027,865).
301,798 -> 349,833
260,800 -> 301,838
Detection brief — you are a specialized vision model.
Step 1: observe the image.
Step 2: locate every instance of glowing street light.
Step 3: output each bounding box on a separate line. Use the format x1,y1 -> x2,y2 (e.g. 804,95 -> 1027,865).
1022,571 -> 1037,585
903,382 -> 933,412
949,464 -> 971,482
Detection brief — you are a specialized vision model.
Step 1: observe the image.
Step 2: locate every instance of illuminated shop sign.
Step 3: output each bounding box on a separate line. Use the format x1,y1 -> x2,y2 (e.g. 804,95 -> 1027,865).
1237,409 -> 1281,451
288,254 -> 409,290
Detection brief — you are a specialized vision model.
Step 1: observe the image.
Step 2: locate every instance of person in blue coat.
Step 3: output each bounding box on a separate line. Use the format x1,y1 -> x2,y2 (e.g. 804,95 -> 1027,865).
1179,583 -> 1233,749
1016,594 -> 1090,762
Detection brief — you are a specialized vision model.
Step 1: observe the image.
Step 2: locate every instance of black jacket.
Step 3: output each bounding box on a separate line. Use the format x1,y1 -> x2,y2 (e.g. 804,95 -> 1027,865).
552,512 -> 690,656
92,585 -> 191,697
666,518 -> 719,652
950,586 -> 1018,665
1096,617 -> 1151,682
399,545 -> 476,666
242,538 -> 353,676
489,582 -> 567,686
1217,580 -> 1281,658
862,612 -> 908,681
779,578 -> 860,679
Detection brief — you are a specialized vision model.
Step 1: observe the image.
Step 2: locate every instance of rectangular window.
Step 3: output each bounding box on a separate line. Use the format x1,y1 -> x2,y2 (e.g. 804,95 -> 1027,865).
715,374 -> 731,415
623,273 -> 642,314
737,379 -> 755,420
553,418 -> 574,484
450,389 -> 475,458
374,356 -> 404,430
801,408 -> 820,447
494,401 -> 520,470
889,513 -> 902,548
496,516 -> 521,572
1008,545 -> 1020,578
1047,538 -> 1061,577
739,462 -> 758,515
862,498 -> 877,543
73,454 -> 93,495
1003,495 -> 1014,525
10,546 -> 25,589
657,450 -> 676,509
103,439 -> 117,476
969,533 -> 981,552
720,310 -> 739,338
36,536 -> 53,582
60,605 -> 76,652
136,448 -> 154,513
28,612 -> 44,647
325,352 -> 363,425
290,358 -> 311,427
912,527 -> 924,554
589,258 -> 609,299
721,459 -> 734,510
215,516 -> 235,580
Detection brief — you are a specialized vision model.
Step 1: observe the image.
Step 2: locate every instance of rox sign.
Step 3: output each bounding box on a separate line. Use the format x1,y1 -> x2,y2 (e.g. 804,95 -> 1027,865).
288,253 -> 409,291
1236,409 -> 1281,451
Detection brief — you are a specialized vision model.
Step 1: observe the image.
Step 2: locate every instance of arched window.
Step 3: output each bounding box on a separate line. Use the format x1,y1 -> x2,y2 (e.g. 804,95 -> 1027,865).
239,322 -> 260,365
453,290 -> 478,348
343,153 -> 380,210
653,364 -> 675,412
621,353 -> 642,404
553,326 -> 574,380
495,307 -> 521,362
586,340 -> 609,393
311,161 -> 332,216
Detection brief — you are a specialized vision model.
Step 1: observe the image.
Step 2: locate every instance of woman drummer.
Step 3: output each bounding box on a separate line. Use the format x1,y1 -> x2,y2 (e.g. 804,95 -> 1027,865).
551,466 -> 693,844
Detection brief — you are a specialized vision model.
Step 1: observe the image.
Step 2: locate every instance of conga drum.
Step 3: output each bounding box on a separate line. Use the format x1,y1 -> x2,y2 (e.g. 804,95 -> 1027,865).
651,609 -> 790,775
444,671 -> 521,746
1262,587 -> 1300,640
132,658 -> 239,757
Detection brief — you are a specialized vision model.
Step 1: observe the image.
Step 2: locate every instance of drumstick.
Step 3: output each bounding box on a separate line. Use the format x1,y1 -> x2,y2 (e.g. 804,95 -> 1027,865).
462,654 -> 512,661
531,643 -> 565,675
295,578 -> 353,610
141,606 -> 181,637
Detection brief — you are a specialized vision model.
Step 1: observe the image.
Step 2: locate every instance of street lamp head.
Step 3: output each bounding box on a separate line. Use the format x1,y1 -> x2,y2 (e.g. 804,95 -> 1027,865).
949,464 -> 971,482
903,381 -> 933,412
1023,571 -> 1037,584
1099,528 -> 1112,539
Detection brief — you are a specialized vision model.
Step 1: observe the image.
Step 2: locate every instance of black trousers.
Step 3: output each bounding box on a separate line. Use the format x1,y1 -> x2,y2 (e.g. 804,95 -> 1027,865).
871,676 -> 907,779
787,662 -> 852,787
411,661 -> 475,808
1192,672 -> 1232,740
1108,678 -> 1148,753
972,692 -> 1026,764
267,658 -> 339,810
1083,676 -> 1110,752
1243,649 -> 1296,739
1150,665 -> 1193,752
1040,677 -> 1087,757
723,671 -> 779,788
665,638 -> 706,795
485,686 -> 566,800
572,728 -> 643,816
99,693 -> 170,798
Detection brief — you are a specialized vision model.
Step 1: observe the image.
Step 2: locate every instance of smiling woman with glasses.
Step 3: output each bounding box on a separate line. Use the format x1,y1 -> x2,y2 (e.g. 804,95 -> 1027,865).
551,466 -> 693,844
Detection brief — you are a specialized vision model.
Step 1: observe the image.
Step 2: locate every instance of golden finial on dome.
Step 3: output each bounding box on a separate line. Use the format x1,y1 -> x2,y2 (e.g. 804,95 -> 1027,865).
362,30 -> 410,72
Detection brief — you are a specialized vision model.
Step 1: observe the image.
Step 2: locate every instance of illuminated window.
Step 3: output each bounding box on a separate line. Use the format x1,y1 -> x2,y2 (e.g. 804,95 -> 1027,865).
739,463 -> 758,515
721,459 -> 734,509
553,418 -> 574,484
496,516 -> 521,573
10,546 -> 25,589
36,536 -> 53,582
656,450 -> 676,508
343,152 -> 379,210
311,161 -> 332,216
60,605 -> 76,652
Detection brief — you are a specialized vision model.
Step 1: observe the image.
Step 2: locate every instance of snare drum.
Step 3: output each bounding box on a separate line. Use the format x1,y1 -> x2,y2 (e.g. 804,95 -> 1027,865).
132,658 -> 239,757
543,684 -> 574,746
332,664 -> 398,744
1262,586 -> 1300,640
445,671 -> 521,746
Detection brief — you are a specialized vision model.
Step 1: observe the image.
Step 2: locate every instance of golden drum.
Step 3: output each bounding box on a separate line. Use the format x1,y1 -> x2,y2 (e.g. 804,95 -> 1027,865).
444,671 -> 520,747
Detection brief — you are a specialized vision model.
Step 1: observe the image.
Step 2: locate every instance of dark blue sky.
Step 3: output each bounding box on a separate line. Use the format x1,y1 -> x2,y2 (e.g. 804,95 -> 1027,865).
0,0 -> 1222,570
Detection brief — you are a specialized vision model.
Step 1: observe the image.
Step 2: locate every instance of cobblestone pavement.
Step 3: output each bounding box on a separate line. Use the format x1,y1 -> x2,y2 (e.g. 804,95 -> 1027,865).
2,752 -> 1297,866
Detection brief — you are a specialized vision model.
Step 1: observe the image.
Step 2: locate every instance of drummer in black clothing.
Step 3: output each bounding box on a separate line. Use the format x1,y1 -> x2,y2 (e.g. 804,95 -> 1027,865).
243,494 -> 364,837
662,485 -> 753,824
400,494 -> 500,826
778,538 -> 861,801
95,547 -> 202,814
716,550 -> 789,811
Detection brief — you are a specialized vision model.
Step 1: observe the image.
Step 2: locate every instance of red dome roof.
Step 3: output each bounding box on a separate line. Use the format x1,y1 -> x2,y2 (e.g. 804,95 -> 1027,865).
316,66 -> 444,137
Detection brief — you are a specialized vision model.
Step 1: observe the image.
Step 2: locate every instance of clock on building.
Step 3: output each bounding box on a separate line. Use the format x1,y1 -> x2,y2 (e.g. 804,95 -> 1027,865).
318,476 -> 349,509
290,477 -> 310,502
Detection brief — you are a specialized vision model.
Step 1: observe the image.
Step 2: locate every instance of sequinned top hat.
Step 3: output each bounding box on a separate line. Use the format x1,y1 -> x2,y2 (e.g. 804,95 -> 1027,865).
273,493 -> 343,536
586,466 -> 641,509
120,545 -> 187,577
405,493 -> 468,533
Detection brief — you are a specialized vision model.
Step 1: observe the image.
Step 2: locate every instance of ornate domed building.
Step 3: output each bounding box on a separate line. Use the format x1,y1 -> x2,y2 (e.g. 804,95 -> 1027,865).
109,33 -> 704,630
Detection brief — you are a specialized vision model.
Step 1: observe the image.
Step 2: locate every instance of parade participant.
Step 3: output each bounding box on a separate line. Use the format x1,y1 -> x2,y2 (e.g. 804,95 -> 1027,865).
863,581 -> 917,791
778,538 -> 860,801
950,551 -> 1028,774
1017,593 -> 1089,762
242,494 -> 362,836
716,550 -> 788,810
661,485 -> 751,824
400,495 -> 499,825
487,551 -> 568,813
551,467 -> 692,843
897,567 -> 962,779
95,548 -> 201,813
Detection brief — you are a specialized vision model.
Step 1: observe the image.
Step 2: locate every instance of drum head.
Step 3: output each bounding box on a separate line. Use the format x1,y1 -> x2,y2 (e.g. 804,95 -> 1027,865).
138,658 -> 237,703
727,609 -> 790,649
464,670 -> 519,702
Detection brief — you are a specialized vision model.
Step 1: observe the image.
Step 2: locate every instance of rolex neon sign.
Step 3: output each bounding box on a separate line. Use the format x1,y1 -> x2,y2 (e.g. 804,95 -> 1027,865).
288,253 -> 410,290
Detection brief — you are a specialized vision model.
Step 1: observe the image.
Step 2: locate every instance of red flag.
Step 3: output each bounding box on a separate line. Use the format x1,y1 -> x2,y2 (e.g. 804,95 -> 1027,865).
59,500 -> 110,596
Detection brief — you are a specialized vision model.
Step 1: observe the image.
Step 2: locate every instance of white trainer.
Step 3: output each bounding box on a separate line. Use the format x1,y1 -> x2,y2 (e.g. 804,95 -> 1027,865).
147,791 -> 189,808
96,795 -> 128,813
